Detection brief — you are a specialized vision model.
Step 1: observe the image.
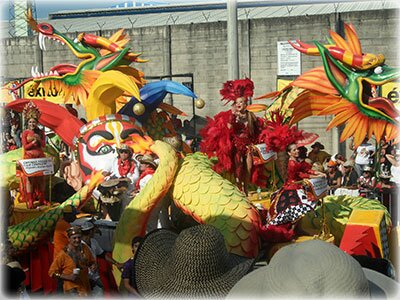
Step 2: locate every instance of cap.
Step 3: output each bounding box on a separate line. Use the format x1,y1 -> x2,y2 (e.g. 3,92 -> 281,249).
67,226 -> 82,237
327,160 -> 337,167
343,160 -> 355,167
118,144 -> 132,153
81,221 -> 95,232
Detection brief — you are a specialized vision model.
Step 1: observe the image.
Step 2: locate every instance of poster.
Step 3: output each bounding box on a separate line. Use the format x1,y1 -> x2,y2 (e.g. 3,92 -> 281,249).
277,41 -> 301,76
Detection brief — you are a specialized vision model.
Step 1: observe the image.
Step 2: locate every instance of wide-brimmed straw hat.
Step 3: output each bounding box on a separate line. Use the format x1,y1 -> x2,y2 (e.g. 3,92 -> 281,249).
118,144 -> 132,153
138,154 -> 157,169
227,240 -> 399,298
134,224 -> 255,298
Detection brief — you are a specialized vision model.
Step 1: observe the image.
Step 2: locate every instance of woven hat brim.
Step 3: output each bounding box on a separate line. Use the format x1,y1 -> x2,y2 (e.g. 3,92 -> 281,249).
363,268 -> 400,297
135,228 -> 254,298
227,240 -> 370,298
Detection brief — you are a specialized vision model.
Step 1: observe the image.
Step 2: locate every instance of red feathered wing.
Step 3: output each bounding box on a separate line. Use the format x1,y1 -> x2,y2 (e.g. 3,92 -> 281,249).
6,99 -> 84,149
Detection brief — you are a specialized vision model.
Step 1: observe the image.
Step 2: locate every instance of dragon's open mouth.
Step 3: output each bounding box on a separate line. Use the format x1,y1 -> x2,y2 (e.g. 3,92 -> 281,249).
361,80 -> 398,119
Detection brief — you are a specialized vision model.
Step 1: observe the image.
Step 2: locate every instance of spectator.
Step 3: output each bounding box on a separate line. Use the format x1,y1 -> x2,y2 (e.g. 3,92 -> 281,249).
134,225 -> 254,298
385,151 -> 400,186
379,141 -> 393,175
332,153 -> 346,174
342,160 -> 358,189
308,142 -> 331,165
357,166 -> 376,198
10,112 -> 21,147
121,236 -> 144,296
53,205 -> 78,259
5,132 -> 17,151
354,138 -> 375,177
10,122 -> 21,148
226,240 -> 398,298
326,160 -> 342,194
132,154 -> 160,231
49,226 -> 96,296
297,146 -> 310,163
132,154 -> 158,196
171,114 -> 182,129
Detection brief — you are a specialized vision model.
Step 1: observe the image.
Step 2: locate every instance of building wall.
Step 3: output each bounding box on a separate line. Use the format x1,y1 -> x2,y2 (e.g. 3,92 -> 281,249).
1,8 -> 398,157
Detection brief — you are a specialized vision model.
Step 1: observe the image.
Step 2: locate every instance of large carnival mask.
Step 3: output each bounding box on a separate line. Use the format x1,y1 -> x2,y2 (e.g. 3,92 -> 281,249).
73,114 -> 153,184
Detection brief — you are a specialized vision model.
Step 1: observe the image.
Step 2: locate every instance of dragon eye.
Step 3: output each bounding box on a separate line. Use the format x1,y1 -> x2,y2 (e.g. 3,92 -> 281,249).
374,66 -> 383,74
97,145 -> 113,155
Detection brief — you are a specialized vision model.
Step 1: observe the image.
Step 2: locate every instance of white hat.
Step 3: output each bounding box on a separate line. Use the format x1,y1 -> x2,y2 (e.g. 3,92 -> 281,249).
227,240 -> 399,298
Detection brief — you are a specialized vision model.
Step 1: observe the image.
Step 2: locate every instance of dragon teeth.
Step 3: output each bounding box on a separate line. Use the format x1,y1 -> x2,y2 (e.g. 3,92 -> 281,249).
38,32 -> 46,51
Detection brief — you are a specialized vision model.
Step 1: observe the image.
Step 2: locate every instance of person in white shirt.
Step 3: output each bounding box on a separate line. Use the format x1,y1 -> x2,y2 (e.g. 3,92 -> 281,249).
354,138 -> 375,176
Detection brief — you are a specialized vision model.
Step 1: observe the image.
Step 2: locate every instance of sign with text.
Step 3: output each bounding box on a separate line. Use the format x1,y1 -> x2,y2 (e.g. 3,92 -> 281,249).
23,81 -> 73,104
307,177 -> 328,199
18,157 -> 54,177
381,82 -> 400,110
277,41 -> 301,76
253,144 -> 277,165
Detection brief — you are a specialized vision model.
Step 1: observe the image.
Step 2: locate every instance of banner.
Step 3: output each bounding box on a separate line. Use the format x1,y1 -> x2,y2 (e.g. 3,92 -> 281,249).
23,81 -> 73,103
381,82 -> 400,110
18,157 -> 54,177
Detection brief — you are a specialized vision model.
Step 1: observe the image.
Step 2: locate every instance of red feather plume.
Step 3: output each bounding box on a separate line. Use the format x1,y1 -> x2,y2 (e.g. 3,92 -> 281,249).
260,110 -> 318,152
219,78 -> 254,103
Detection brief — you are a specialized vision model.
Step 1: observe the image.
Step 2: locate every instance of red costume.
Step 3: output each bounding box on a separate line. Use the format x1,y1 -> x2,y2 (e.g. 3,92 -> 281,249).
264,159 -> 318,241
20,101 -> 48,208
200,78 -> 266,188
22,129 -> 45,159
118,158 -> 136,177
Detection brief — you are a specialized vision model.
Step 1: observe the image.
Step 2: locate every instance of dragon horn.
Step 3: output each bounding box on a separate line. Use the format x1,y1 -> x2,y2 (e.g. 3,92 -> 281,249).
328,46 -> 384,70
344,22 -> 362,55
289,40 -> 335,56
25,8 -> 39,32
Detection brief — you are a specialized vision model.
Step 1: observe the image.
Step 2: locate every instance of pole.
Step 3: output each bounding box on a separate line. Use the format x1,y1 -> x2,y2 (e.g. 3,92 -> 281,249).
227,0 -> 239,80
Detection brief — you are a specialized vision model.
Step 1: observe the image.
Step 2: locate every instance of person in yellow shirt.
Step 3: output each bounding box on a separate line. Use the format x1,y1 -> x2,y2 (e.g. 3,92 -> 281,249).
307,142 -> 331,165
49,226 -> 96,296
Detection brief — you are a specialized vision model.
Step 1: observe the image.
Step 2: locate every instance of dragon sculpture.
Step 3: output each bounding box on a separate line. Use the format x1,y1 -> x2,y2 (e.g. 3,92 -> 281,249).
5,12 -> 262,264
255,22 -> 399,148
4,17 -> 394,290
12,9 -> 146,120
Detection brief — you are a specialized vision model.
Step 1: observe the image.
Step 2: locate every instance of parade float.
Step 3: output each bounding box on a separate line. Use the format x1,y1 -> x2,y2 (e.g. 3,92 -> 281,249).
1,10 -> 399,294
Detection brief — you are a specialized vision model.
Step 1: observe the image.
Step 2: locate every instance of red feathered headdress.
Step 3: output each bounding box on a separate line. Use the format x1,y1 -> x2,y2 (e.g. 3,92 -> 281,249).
260,110 -> 318,152
219,78 -> 254,104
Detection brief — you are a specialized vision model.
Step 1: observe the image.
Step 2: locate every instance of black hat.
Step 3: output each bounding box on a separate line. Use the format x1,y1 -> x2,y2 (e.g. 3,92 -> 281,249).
311,142 -> 325,149
134,224 -> 255,298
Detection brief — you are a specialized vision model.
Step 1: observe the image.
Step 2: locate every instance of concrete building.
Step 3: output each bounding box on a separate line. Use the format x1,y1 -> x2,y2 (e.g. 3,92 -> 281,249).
1,0 -> 399,157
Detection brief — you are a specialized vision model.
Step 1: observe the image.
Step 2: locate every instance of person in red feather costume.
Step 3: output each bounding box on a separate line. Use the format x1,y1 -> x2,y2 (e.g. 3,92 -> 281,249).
200,78 -> 265,194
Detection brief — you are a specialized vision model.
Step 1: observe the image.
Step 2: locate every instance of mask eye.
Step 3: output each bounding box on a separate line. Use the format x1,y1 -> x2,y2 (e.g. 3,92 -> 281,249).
97,145 -> 113,155
374,66 -> 383,74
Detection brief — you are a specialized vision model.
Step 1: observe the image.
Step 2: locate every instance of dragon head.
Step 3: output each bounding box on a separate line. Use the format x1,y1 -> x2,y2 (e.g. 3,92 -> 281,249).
315,41 -> 400,124
17,9 -> 146,106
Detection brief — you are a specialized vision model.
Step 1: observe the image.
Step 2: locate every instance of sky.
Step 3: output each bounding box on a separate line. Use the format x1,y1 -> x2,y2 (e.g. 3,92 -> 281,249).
1,0 -> 224,21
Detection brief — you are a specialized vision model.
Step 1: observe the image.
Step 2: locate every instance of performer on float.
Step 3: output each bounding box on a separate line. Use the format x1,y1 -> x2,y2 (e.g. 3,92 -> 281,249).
21,101 -> 49,208
200,78 -> 265,194
264,143 -> 326,242
111,144 -> 139,185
